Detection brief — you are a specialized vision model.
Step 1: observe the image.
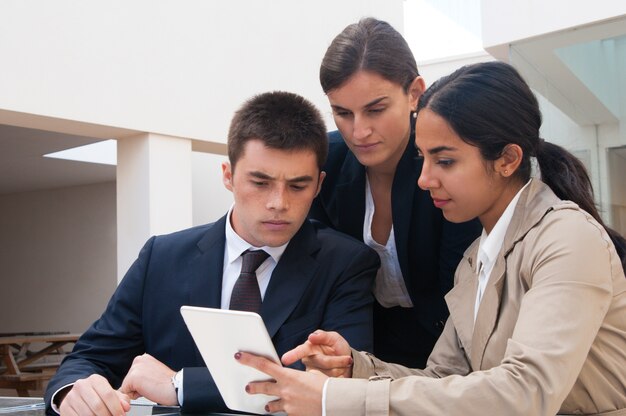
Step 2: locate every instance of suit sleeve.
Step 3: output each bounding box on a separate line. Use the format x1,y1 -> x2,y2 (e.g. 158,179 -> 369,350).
325,211 -> 616,416
319,244 -> 379,353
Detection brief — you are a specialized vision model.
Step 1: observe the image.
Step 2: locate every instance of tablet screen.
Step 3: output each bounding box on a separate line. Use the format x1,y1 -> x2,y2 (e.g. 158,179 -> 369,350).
180,306 -> 283,415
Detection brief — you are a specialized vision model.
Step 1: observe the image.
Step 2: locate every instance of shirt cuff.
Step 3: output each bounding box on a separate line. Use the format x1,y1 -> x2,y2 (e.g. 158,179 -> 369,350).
50,383 -> 74,414
321,378 -> 330,416
175,369 -> 184,406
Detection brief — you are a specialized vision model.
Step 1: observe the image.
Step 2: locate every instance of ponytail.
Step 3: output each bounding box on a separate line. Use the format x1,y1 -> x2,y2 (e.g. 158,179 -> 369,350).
537,141 -> 626,272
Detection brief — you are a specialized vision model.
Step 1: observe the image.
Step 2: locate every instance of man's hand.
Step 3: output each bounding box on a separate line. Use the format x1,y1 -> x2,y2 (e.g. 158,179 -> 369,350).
282,330 -> 354,378
119,353 -> 178,406
58,374 -> 130,416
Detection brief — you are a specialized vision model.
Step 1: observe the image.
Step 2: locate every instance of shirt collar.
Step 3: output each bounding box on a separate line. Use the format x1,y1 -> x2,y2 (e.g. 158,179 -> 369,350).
476,180 -> 531,272
225,205 -> 288,265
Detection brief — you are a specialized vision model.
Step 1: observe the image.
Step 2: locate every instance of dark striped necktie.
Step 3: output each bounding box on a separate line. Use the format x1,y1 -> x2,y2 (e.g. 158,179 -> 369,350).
229,249 -> 269,313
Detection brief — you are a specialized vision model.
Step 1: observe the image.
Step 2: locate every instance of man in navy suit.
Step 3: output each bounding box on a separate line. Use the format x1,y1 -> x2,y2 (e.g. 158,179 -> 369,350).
45,91 -> 379,415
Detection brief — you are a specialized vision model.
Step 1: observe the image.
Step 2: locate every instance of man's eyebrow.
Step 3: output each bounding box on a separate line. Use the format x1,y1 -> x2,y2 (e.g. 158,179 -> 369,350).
248,171 -> 314,182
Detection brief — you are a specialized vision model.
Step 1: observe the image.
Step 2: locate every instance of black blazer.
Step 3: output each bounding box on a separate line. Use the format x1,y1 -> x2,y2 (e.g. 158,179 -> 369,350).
45,216 -> 379,414
310,131 -> 481,366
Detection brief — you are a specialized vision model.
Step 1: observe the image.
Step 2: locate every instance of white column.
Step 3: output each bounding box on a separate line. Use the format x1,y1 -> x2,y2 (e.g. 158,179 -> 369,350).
116,133 -> 192,282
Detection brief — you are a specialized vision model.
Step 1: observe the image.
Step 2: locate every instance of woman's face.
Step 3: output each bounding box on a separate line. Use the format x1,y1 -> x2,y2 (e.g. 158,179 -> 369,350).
415,108 -> 511,233
326,70 -> 423,173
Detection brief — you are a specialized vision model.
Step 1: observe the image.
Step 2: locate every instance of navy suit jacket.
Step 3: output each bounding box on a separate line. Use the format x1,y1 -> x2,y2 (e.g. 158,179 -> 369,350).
45,216 -> 378,414
309,131 -> 481,367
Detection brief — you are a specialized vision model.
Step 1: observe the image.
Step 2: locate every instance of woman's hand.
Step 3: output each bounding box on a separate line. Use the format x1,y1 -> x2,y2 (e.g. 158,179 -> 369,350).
281,330 -> 353,378
236,351 -> 327,416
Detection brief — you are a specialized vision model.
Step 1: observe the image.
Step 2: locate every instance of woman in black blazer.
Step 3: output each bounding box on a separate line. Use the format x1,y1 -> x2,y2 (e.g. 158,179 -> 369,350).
309,18 -> 481,368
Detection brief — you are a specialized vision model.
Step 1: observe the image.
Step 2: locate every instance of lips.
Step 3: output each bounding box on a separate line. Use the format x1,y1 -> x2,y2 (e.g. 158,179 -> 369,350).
263,220 -> 290,230
353,142 -> 379,151
432,198 -> 451,209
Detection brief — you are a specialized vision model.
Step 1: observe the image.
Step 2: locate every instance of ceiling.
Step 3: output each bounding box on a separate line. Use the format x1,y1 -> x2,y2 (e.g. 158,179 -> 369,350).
0,124 -> 115,195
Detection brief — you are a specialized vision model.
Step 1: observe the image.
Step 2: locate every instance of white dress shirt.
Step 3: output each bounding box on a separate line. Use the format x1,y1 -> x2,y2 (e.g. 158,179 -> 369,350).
474,180 -> 530,322
363,177 -> 413,308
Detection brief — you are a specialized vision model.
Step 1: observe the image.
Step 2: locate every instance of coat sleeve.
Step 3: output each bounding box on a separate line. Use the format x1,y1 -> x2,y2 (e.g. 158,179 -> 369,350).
318,243 -> 379,353
326,210 -> 616,416
44,237 -> 229,415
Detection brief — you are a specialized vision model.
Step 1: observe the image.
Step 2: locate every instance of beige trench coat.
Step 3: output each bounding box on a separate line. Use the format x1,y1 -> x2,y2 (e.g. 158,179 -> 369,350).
326,179 -> 626,416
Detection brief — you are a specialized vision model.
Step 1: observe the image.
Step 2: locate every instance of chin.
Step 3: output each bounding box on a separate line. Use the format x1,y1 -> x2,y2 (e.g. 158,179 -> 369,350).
442,212 -> 470,224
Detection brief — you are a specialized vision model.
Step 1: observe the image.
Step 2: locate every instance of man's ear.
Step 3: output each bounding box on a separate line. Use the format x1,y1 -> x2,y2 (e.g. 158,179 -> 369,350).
314,171 -> 326,197
495,144 -> 523,177
222,161 -> 234,191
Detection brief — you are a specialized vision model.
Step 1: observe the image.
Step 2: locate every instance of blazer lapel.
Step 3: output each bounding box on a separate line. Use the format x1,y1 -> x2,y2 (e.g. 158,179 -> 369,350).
261,221 -> 320,337
335,153 -> 366,241
391,142 -> 420,294
470,255 -> 506,369
445,254 -> 478,362
187,216 -> 227,309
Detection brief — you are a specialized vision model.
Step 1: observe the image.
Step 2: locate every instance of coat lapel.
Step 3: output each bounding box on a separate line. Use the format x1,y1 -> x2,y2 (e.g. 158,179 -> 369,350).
470,255 -> 506,368
187,216 -> 227,309
469,179 -> 557,369
335,152 -> 366,241
261,221 -> 320,337
391,142 -> 420,295
445,250 -> 479,362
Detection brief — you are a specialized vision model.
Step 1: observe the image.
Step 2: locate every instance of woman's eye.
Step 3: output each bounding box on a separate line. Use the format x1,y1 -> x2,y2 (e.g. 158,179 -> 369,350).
436,159 -> 454,166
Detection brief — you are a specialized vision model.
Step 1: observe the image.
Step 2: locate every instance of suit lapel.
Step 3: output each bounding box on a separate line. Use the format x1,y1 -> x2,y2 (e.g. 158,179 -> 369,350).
391,142 -> 420,294
470,254 -> 506,369
335,152 -> 366,241
261,221 -> 320,337
187,216 -> 227,309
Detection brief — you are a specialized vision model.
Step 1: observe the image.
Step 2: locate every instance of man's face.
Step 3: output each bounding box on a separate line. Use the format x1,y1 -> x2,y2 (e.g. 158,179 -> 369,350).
222,139 -> 325,247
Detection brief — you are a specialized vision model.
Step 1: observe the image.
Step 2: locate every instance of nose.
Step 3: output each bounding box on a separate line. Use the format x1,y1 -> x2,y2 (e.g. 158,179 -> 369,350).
352,114 -> 372,141
266,185 -> 289,211
417,161 -> 437,191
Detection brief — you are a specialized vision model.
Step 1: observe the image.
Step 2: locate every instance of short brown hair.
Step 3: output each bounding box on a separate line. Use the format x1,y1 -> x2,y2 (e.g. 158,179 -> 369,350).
227,91 -> 328,170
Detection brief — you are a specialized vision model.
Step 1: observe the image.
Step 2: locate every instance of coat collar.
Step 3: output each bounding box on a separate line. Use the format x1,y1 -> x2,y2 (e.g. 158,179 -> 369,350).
446,179 -> 563,369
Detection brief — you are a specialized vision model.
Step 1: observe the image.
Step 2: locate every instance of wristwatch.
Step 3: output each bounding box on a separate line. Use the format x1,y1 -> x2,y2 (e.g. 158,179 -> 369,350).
171,370 -> 183,404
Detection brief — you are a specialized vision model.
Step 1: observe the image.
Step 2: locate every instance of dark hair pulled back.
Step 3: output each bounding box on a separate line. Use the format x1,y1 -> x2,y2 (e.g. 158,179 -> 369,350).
417,61 -> 626,271
320,17 -> 418,93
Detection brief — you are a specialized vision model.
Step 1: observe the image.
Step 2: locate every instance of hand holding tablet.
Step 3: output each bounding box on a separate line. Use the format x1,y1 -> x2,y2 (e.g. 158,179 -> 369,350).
180,306 -> 284,415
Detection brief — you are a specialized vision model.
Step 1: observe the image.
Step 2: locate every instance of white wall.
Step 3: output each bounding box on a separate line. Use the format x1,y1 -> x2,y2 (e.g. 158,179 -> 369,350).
481,0 -> 626,51
192,151 -> 233,225
0,0 -> 404,145
0,182 -> 116,333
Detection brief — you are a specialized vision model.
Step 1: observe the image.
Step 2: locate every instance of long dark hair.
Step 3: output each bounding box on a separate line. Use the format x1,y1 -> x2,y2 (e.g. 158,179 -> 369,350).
320,17 -> 418,93
417,61 -> 626,271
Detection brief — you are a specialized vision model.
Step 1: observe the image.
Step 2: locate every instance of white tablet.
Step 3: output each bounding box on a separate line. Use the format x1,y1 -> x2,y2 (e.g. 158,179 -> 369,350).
180,305 -> 283,415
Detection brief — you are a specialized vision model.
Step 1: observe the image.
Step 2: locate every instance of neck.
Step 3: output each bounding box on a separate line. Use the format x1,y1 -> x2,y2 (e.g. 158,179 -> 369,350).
481,179 -> 526,234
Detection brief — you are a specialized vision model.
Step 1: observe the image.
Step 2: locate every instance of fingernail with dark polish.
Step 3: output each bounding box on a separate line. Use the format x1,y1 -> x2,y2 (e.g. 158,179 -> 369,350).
265,405 -> 270,412
234,352 -> 242,360
245,384 -> 250,393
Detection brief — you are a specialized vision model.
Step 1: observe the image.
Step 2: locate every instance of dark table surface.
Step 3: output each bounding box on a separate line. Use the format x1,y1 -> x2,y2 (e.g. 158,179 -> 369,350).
0,397 -> 250,415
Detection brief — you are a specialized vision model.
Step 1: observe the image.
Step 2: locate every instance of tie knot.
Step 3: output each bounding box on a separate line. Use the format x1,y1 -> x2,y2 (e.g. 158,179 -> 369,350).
240,249 -> 269,274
